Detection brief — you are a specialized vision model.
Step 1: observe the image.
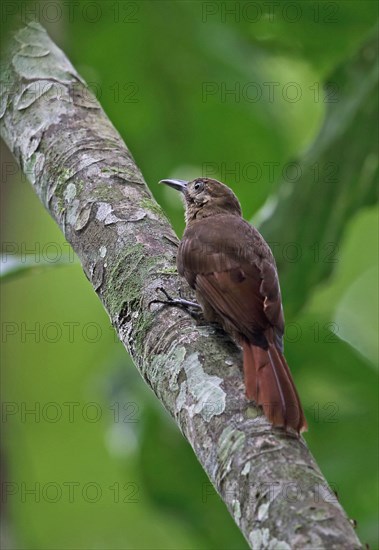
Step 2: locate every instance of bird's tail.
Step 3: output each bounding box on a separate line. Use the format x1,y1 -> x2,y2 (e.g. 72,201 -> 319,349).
242,339 -> 307,434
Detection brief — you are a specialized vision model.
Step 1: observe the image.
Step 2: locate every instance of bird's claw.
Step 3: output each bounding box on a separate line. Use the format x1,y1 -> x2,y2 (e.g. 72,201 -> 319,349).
148,287 -> 174,309
149,287 -> 202,315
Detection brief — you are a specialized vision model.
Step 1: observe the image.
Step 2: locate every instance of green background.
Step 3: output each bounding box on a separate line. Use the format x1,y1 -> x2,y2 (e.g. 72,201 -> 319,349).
1,1 -> 378,549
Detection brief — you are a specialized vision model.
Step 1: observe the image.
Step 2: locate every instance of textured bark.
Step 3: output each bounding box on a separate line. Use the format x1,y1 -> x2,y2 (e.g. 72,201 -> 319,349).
0,22 -> 362,550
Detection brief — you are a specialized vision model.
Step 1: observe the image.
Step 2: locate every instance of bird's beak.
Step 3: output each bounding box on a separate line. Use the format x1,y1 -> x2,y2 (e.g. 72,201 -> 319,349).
159,179 -> 188,193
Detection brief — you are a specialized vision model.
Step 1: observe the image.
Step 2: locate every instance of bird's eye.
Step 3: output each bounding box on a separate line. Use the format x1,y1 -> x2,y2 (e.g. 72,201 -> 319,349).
194,181 -> 204,192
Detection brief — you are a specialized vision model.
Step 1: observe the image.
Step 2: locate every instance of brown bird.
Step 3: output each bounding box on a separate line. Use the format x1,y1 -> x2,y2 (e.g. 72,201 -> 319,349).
159,177 -> 307,434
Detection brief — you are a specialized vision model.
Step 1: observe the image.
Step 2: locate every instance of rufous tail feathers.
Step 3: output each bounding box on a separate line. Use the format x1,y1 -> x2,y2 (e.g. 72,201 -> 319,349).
242,340 -> 307,434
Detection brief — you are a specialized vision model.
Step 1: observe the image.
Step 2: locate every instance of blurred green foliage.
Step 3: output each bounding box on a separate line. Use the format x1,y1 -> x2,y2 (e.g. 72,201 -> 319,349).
1,1 -> 378,549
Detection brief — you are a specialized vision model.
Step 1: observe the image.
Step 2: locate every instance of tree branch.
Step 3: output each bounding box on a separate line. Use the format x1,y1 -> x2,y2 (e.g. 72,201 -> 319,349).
0,22 -> 362,549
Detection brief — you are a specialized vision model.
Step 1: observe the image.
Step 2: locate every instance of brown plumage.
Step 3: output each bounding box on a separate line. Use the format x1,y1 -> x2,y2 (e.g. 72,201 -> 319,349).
160,177 -> 307,434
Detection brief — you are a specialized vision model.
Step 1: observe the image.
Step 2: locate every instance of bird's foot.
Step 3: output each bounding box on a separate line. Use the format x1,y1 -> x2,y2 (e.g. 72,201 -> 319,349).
150,287 -> 202,319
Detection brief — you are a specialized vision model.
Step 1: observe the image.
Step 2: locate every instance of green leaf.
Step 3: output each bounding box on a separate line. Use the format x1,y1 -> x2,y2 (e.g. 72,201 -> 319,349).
334,266 -> 378,367
259,29 -> 378,315
0,254 -> 77,282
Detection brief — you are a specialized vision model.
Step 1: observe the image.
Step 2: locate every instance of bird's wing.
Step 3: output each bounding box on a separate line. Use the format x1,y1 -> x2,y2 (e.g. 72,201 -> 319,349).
178,216 -> 284,346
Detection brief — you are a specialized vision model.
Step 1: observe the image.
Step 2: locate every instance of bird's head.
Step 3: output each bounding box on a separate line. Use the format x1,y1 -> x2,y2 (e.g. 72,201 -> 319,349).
159,177 -> 242,224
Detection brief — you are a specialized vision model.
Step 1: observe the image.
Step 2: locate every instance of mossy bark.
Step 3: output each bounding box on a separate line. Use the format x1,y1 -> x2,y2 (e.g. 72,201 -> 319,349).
0,22 -> 362,550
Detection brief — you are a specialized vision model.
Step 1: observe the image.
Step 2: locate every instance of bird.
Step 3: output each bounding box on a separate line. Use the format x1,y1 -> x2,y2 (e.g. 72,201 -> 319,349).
159,177 -> 307,434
